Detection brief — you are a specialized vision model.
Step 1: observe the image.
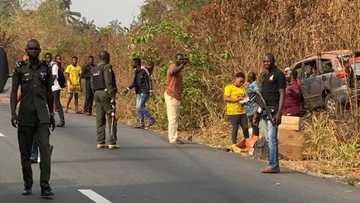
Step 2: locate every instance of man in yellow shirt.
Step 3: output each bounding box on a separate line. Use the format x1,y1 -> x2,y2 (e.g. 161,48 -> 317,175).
224,72 -> 249,150
65,56 -> 82,113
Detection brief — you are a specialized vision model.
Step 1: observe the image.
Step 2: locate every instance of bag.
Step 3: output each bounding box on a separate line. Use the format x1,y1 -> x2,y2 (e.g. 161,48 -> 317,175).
57,66 -> 66,88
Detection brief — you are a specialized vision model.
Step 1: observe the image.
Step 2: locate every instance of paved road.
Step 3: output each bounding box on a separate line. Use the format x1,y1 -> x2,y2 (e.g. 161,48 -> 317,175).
0,99 -> 359,203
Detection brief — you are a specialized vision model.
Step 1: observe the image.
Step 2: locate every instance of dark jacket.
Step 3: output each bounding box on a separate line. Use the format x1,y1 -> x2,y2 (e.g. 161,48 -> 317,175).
128,67 -> 152,94
10,61 -> 53,126
82,63 -> 95,79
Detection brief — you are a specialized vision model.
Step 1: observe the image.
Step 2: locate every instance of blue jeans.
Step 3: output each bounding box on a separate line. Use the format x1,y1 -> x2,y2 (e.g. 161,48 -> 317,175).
260,119 -> 279,169
136,93 -> 152,124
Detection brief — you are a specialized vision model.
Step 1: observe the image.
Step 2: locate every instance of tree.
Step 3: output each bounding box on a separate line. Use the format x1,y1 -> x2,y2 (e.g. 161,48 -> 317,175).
0,0 -> 20,17
55,0 -> 81,24
139,0 -> 212,24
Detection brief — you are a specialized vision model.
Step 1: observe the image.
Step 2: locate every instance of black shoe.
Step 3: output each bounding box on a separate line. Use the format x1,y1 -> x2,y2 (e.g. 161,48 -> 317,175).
56,123 -> 65,127
41,187 -> 54,197
22,188 -> 32,196
134,124 -> 145,129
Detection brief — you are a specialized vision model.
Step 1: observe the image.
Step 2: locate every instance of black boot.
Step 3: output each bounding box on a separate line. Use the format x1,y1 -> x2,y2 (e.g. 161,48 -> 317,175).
41,187 -> 54,197
22,187 -> 32,196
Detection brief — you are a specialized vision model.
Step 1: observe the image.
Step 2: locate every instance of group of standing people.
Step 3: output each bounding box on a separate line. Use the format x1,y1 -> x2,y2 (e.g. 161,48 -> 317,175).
9,38 -> 302,198
223,53 -> 303,173
10,39 -> 120,197
9,39 -> 187,197
17,52 -> 99,132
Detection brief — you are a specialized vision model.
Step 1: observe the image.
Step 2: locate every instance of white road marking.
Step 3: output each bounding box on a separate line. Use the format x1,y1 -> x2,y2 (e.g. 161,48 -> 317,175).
0,132 -> 5,137
78,189 -> 112,203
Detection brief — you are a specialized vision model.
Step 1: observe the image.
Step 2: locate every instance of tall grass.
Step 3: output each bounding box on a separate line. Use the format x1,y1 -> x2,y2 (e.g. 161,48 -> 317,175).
304,113 -> 360,169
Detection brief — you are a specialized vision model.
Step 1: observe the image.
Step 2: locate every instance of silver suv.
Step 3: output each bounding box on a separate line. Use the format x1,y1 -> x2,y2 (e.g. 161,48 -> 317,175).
290,50 -> 360,113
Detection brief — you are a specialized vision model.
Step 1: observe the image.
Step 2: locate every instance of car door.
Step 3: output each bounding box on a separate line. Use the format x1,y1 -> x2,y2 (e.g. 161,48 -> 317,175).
320,58 -> 348,101
350,57 -> 360,90
301,58 -> 324,109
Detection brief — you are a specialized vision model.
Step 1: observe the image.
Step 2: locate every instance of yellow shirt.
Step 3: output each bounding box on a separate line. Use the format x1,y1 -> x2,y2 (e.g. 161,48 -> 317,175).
224,84 -> 247,115
65,64 -> 81,86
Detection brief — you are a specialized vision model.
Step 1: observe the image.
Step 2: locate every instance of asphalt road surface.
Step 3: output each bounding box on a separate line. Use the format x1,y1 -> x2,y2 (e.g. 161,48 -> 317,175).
0,95 -> 359,202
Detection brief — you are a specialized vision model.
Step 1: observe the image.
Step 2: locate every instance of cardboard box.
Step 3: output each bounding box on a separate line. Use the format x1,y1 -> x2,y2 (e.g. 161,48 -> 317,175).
279,117 -> 305,160
257,116 -> 305,160
279,116 -> 302,131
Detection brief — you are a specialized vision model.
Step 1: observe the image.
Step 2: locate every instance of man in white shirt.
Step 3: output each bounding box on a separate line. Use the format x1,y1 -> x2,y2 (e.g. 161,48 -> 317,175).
52,55 -> 65,127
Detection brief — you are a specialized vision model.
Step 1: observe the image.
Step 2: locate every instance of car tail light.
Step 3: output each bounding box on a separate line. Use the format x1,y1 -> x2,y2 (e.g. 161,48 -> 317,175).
335,70 -> 347,78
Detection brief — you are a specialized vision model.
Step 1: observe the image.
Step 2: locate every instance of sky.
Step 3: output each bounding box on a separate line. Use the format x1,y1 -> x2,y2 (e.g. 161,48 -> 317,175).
71,0 -> 145,27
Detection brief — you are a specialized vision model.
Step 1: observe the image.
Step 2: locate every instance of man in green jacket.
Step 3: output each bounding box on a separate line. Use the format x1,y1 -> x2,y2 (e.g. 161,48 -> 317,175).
92,51 -> 119,149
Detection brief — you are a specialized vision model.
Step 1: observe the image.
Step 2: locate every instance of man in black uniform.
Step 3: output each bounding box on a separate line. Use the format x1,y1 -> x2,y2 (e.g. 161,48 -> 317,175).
82,55 -> 95,115
92,51 -> 119,149
10,39 -> 56,197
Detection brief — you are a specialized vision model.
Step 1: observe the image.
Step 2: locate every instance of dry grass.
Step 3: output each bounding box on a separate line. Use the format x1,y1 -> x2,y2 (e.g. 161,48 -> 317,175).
303,113 -> 360,169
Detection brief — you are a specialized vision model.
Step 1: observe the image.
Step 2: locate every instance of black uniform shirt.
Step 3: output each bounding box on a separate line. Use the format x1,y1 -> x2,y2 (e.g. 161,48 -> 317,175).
82,63 -> 95,79
259,66 -> 286,109
91,63 -> 117,97
12,61 -> 53,126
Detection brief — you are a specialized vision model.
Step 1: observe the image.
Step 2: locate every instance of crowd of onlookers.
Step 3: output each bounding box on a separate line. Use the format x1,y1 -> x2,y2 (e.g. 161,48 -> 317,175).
9,39 -> 307,198
18,50 -> 303,173
17,53 -> 99,162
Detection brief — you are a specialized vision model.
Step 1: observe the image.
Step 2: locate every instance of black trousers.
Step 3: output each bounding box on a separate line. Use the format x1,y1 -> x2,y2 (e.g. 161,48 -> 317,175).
227,114 -> 249,144
83,79 -> 94,113
18,124 -> 51,189
53,90 -> 65,123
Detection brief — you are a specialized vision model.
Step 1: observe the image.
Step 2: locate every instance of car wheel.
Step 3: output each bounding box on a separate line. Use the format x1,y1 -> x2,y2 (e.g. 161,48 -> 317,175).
325,95 -> 340,115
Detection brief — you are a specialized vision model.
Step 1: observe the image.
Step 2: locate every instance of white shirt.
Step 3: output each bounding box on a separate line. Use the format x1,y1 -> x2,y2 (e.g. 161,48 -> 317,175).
51,62 -> 62,92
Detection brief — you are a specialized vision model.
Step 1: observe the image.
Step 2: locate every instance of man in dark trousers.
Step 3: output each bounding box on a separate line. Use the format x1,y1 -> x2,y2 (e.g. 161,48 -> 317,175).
82,55 -> 95,115
52,54 -> 65,127
10,39 -> 56,196
124,58 -> 156,128
30,52 -> 56,163
92,51 -> 119,149
258,53 -> 286,174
